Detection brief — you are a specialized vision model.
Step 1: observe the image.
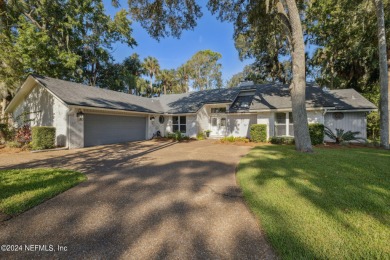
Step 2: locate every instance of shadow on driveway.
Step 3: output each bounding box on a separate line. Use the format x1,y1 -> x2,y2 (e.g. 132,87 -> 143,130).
0,140 -> 276,259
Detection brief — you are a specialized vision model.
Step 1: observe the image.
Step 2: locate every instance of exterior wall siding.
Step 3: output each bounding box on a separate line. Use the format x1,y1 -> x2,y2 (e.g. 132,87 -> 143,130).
13,84 -> 69,147
68,108 -> 84,148
257,112 -> 271,140
147,114 -> 172,139
186,115 -> 197,138
307,111 -> 325,124
196,106 -> 210,133
324,112 -> 367,141
227,114 -> 257,138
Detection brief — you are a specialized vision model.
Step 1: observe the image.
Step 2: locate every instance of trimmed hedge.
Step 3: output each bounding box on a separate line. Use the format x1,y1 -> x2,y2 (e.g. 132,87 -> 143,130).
270,136 -> 295,145
309,123 -> 325,145
250,124 -> 267,142
31,126 -> 56,150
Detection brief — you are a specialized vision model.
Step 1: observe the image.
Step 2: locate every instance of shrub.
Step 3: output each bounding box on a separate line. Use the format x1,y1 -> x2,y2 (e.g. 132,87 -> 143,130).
15,125 -> 32,145
250,124 -> 267,142
221,136 -> 236,143
309,123 -> 324,145
197,132 -> 205,140
31,126 -> 56,150
166,131 -> 184,141
324,127 -> 366,144
269,136 -> 295,145
1,124 -> 15,143
6,141 -> 22,148
220,136 -> 250,143
0,123 -> 7,143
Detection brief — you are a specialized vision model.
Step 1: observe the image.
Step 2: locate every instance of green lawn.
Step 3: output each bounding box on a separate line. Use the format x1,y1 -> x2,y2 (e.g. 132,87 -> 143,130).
0,168 -> 86,215
237,145 -> 390,259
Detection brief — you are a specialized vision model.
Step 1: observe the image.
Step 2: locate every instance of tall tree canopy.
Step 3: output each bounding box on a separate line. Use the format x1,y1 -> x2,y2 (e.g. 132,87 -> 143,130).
187,50 -> 222,90
0,0 -> 136,93
226,65 -> 266,88
307,0 -> 389,146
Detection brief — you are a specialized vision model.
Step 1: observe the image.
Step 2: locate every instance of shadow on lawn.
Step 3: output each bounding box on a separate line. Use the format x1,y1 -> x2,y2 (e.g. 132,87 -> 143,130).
238,145 -> 390,257
0,141 -> 276,259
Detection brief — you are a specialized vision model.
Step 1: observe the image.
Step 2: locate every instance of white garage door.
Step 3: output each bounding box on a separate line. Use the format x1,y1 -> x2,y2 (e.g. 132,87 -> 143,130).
84,114 -> 146,147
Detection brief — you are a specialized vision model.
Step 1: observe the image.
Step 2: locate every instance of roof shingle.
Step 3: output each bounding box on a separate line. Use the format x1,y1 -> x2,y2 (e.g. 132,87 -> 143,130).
31,75 -> 376,114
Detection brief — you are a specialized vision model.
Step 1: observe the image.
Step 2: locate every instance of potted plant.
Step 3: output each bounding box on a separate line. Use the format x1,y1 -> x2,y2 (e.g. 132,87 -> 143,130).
204,130 -> 211,138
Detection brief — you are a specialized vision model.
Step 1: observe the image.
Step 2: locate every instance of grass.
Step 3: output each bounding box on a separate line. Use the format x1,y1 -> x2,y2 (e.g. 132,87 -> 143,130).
0,168 -> 87,215
237,145 -> 390,259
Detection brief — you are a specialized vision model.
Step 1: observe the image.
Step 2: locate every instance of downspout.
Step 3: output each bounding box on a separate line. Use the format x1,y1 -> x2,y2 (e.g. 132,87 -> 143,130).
322,108 -> 328,120
66,109 -> 71,149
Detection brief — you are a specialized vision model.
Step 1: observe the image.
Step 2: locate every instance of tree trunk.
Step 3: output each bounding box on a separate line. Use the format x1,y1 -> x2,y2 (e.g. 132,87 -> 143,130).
149,77 -> 153,97
374,0 -> 389,149
388,52 -> 390,145
1,97 -> 6,123
285,0 -> 313,152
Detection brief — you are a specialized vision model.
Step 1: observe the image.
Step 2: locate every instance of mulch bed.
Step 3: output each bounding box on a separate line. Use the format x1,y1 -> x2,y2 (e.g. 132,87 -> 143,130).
0,145 -> 26,154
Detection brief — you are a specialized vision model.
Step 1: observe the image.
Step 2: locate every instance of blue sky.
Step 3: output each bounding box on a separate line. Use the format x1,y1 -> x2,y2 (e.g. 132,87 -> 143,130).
103,0 -> 253,84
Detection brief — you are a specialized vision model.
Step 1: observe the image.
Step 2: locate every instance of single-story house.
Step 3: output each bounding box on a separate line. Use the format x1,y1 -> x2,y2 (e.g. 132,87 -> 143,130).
5,75 -> 376,148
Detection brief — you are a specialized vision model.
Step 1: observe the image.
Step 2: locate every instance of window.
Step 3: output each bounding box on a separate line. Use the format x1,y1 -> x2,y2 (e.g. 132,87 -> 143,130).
333,112 -> 344,120
172,116 -> 186,133
159,115 -> 165,124
220,118 -> 226,127
211,107 -> 227,113
275,113 -> 287,136
211,117 -> 218,127
275,112 -> 294,136
289,112 -> 294,135
231,91 -> 255,110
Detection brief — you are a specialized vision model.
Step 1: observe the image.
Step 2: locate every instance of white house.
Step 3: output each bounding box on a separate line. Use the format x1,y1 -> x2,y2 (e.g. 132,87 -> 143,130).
5,75 -> 377,148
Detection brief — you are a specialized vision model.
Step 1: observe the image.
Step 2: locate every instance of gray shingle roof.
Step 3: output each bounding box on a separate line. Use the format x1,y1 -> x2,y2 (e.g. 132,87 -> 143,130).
32,75 -> 376,114
328,89 -> 377,110
237,83 -> 368,112
154,87 -> 240,114
33,75 -> 163,113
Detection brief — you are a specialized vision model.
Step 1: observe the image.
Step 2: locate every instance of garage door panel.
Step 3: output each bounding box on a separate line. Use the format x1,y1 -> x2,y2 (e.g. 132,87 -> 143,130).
84,114 -> 146,147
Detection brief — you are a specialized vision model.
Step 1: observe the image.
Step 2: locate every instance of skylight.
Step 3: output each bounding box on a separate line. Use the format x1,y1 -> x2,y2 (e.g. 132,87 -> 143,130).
230,90 -> 255,110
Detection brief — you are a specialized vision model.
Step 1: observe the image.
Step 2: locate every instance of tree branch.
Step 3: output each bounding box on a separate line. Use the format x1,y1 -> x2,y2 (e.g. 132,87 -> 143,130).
23,9 -> 45,30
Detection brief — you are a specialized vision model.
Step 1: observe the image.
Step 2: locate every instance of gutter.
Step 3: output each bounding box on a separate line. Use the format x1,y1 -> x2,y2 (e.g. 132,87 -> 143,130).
326,109 -> 377,112
249,107 -> 335,113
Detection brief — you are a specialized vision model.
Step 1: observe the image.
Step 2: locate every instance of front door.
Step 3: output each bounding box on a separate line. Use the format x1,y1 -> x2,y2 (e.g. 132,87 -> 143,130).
211,116 -> 227,136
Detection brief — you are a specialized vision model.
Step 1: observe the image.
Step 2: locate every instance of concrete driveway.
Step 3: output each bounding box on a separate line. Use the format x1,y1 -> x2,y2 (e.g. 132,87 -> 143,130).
0,140 -> 276,259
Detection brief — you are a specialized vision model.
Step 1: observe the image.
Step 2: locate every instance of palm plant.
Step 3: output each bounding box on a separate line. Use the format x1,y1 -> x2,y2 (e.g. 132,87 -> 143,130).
324,126 -> 366,144
143,56 -> 160,96
177,64 -> 192,93
158,69 -> 177,95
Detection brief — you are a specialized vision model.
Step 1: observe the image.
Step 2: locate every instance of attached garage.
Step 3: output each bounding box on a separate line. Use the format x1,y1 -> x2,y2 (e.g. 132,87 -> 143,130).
84,113 -> 146,147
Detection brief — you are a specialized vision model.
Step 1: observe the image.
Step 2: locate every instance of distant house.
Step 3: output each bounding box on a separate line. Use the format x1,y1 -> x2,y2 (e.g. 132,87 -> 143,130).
5,75 -> 376,148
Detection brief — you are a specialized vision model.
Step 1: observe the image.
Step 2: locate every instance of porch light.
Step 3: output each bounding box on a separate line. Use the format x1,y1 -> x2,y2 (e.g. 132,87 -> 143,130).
150,116 -> 155,122
76,110 -> 84,121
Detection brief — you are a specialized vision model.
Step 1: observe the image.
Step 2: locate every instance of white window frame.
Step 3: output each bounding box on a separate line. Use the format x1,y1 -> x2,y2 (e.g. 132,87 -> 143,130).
274,112 -> 293,136
211,107 -> 227,114
172,116 -> 186,133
